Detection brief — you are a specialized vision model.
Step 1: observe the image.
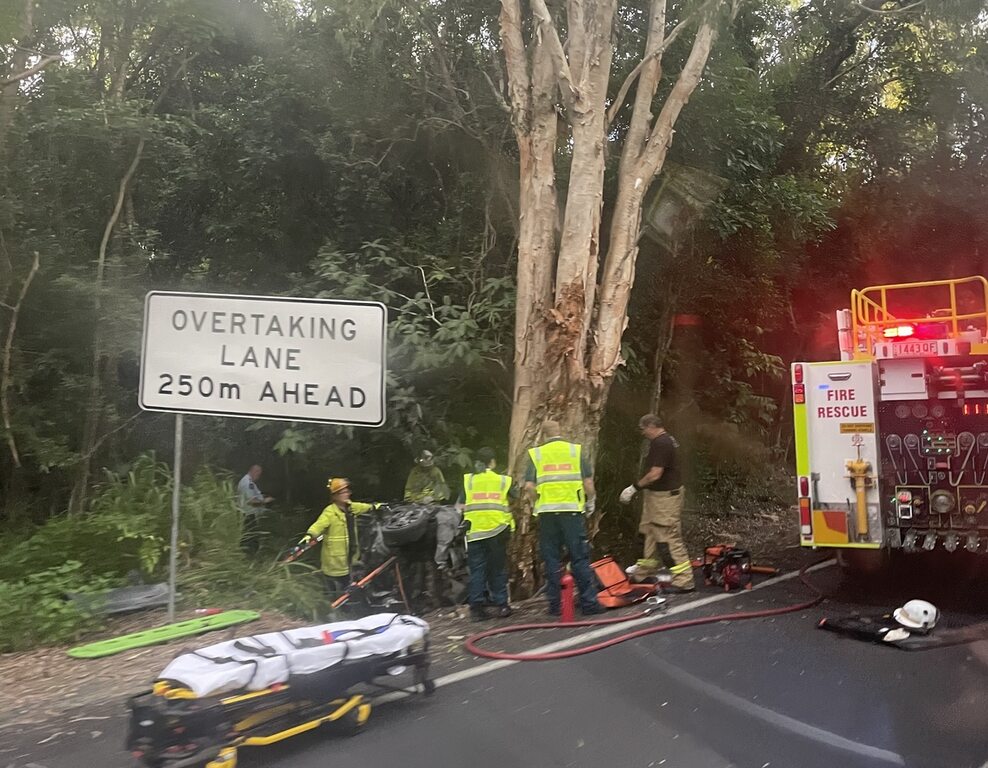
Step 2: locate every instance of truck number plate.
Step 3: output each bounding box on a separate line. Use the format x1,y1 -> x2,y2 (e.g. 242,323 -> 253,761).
892,341 -> 939,357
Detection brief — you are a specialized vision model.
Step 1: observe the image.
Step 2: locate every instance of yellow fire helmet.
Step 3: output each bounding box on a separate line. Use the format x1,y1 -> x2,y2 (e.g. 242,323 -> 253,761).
327,477 -> 351,495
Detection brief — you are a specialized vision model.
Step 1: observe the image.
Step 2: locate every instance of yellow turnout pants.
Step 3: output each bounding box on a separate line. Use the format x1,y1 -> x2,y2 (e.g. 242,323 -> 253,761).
640,488 -> 695,589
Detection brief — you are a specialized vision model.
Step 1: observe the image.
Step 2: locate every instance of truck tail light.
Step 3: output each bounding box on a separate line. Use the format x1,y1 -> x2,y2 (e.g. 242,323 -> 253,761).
799,497 -> 812,536
793,364 -> 804,384
793,384 -> 805,404
799,476 -> 810,497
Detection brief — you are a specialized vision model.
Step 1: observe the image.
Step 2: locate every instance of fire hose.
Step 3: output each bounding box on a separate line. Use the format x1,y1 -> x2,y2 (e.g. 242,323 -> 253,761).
464,559 -> 829,661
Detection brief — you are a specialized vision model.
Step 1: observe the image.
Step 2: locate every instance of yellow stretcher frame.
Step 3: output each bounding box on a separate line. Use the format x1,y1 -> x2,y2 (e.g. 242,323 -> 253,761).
148,682 -> 373,768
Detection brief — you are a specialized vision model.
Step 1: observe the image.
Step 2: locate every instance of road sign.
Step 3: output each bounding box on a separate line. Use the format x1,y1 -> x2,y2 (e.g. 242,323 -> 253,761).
140,292 -> 387,425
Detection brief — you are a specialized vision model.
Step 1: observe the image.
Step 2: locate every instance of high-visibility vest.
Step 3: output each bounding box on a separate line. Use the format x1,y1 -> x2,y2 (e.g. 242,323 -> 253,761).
529,440 -> 584,515
462,470 -> 514,541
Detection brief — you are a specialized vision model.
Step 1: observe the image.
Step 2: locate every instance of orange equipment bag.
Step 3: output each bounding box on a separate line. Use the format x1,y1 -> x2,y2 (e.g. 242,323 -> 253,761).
591,556 -> 659,609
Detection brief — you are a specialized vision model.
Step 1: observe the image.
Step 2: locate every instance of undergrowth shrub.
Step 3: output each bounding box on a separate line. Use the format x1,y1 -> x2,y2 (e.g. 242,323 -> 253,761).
0,455 -> 329,650
687,421 -> 791,514
0,456 -> 172,581
0,562 -> 111,652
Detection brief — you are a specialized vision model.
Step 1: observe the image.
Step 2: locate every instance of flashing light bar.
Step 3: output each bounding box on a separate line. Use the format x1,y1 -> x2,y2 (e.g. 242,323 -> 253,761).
884,324 -> 916,338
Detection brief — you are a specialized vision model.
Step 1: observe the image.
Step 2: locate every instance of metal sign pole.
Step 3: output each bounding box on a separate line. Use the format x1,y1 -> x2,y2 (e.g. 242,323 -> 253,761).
168,413 -> 183,622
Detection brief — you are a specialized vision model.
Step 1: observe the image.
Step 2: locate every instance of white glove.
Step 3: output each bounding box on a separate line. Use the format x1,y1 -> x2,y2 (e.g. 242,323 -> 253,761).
584,497 -> 596,516
619,485 -> 637,504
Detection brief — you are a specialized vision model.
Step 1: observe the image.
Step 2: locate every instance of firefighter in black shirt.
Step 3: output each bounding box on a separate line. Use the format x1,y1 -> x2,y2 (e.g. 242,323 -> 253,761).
619,413 -> 696,592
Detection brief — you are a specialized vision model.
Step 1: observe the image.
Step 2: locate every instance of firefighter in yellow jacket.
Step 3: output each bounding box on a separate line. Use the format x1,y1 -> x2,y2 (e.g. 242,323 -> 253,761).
300,478 -> 379,598
458,447 -> 516,621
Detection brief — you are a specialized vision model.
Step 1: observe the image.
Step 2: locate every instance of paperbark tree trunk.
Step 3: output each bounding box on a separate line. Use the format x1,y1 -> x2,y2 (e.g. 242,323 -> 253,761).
499,0 -> 729,593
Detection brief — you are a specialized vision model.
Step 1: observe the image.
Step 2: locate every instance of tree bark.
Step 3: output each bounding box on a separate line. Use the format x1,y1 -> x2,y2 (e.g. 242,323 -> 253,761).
500,0 -> 725,594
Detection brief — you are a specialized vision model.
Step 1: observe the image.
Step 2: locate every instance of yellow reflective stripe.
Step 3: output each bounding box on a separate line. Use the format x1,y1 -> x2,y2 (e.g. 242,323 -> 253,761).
464,502 -> 509,512
466,523 -> 509,542
536,473 -> 582,484
670,561 -> 693,574
793,398 -> 810,477
535,503 -> 581,513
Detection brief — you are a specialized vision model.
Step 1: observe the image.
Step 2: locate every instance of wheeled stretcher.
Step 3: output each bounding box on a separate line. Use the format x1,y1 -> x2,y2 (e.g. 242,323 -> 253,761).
126,614 -> 433,768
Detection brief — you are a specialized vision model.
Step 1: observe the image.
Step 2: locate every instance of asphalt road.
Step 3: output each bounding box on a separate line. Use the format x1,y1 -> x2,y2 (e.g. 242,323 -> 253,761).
5,559 -> 988,768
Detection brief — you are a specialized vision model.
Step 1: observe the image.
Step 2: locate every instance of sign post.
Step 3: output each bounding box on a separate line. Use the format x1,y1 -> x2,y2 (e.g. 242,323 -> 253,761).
140,292 -> 388,617
168,414 -> 182,622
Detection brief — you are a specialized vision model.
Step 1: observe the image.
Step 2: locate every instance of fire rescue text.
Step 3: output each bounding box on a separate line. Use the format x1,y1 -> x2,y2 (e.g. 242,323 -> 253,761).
817,387 -> 869,419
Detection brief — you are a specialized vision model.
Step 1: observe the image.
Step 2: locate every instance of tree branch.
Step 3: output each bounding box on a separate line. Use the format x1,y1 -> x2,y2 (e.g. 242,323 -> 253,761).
483,70 -> 512,114
1,53 -> 61,86
529,0 -> 579,113
499,0 -> 532,127
607,0 -> 716,128
640,10 -> 719,175
1,251 -> 40,468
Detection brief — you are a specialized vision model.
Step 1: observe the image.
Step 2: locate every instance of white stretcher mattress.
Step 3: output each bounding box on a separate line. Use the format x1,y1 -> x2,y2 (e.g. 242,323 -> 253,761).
158,613 -> 429,698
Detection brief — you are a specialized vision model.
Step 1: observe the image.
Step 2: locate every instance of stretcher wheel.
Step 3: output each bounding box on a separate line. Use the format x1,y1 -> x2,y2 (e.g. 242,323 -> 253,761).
414,663 -> 435,695
336,703 -> 371,737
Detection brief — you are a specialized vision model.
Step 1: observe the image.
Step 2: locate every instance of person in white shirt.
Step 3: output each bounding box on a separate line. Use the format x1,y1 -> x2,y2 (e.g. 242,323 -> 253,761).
237,464 -> 272,551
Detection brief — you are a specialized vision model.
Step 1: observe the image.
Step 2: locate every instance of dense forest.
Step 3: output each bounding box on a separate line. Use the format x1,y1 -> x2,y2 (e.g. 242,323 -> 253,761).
0,0 -> 986,647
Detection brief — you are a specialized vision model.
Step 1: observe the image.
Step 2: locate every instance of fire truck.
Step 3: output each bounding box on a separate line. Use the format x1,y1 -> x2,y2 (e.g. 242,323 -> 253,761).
792,276 -> 988,560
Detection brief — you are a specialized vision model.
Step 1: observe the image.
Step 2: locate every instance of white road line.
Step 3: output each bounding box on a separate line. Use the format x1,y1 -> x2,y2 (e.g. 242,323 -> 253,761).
376,559 -> 834,702
394,558 -> 902,765
432,558 -> 834,687
652,654 -> 905,766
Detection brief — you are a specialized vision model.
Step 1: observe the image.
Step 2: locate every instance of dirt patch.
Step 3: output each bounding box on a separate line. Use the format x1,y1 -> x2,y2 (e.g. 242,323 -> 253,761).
682,505 -> 804,573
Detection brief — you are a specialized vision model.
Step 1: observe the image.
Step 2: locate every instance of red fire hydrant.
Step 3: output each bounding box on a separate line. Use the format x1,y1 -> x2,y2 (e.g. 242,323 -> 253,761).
559,571 -> 575,623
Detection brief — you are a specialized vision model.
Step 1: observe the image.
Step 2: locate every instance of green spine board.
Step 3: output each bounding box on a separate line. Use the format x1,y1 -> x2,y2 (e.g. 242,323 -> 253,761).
67,610 -> 260,659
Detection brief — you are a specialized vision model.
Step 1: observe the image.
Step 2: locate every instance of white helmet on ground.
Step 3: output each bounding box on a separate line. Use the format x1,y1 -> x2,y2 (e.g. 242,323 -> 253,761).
893,599 -> 940,632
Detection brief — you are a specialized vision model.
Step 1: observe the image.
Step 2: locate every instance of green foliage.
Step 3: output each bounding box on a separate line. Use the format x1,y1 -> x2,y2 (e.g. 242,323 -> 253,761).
0,456 -> 172,581
2,0 -> 988,630
0,563 -> 112,653
0,455 -> 330,649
